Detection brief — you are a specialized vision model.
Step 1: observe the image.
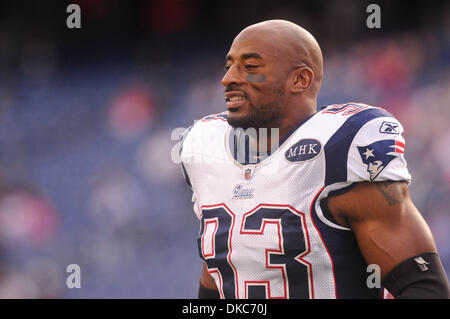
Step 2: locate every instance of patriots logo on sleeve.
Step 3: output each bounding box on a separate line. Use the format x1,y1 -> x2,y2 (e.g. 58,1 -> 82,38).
357,139 -> 405,181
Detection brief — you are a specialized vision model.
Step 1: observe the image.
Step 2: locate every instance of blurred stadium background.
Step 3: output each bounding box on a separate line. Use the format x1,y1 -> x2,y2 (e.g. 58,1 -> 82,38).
0,0 -> 448,298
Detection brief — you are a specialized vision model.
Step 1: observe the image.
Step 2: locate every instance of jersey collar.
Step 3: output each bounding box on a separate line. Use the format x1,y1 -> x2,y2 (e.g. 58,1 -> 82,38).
227,112 -> 318,165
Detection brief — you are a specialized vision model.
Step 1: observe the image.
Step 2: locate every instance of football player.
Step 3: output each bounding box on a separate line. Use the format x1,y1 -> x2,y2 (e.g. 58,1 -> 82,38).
180,20 -> 450,299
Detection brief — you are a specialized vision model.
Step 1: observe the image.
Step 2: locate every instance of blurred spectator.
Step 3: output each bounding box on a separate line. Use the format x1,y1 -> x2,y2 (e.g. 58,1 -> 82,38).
0,188 -> 59,246
108,86 -> 156,141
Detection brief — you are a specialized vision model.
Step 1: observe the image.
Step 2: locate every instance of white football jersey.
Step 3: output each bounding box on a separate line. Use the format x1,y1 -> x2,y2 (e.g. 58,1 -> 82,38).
180,103 -> 411,299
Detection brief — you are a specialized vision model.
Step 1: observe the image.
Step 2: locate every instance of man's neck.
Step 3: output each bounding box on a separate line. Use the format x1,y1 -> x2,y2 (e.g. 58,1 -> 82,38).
253,106 -> 317,153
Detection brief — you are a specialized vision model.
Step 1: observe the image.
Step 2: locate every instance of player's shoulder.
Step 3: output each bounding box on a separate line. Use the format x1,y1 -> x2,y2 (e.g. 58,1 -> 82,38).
182,111 -> 229,137
319,102 -> 393,120
318,102 -> 403,137
199,111 -> 229,123
318,102 -> 410,184
188,111 -> 229,135
179,111 -> 230,156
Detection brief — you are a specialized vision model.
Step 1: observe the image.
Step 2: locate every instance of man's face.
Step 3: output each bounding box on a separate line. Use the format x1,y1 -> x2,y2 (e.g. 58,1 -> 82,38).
222,32 -> 289,130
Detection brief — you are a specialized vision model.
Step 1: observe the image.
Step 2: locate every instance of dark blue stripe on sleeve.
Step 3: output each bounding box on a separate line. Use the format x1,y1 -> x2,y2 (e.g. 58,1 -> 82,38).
311,190 -> 384,299
324,108 -> 394,186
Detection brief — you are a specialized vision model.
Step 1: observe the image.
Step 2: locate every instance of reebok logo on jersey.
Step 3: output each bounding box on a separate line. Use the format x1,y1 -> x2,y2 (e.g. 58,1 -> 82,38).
285,139 -> 322,163
357,140 -> 404,181
414,257 -> 430,272
379,121 -> 400,135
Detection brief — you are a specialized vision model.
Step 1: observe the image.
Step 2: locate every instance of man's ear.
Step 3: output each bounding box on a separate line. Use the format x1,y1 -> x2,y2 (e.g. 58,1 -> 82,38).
291,66 -> 314,93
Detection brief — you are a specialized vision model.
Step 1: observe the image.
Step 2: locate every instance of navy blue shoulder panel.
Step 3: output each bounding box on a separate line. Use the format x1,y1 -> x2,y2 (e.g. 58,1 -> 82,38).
324,108 -> 394,186
311,189 -> 384,299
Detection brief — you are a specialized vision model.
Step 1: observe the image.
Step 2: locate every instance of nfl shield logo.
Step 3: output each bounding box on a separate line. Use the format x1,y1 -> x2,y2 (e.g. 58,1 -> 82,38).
244,167 -> 253,180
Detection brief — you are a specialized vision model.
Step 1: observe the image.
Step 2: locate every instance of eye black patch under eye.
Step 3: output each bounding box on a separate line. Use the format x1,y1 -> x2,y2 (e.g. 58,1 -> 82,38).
246,74 -> 266,83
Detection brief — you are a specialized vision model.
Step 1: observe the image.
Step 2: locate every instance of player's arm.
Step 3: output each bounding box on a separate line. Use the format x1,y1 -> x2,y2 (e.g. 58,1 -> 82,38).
328,181 -> 450,298
198,262 -> 220,299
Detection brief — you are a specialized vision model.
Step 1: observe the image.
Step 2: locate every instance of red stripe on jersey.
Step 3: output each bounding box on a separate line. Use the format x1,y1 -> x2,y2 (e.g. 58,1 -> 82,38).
395,141 -> 405,148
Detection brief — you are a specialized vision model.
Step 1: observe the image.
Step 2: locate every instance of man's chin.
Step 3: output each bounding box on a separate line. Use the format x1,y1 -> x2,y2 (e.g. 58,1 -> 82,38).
227,115 -> 253,130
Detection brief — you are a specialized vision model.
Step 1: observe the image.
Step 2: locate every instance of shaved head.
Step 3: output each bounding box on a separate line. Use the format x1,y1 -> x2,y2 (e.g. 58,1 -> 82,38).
234,20 -> 323,94
222,19 -> 323,138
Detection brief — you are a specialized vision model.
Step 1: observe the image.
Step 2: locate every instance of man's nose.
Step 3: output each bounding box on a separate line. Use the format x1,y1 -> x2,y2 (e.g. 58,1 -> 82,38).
222,64 -> 245,88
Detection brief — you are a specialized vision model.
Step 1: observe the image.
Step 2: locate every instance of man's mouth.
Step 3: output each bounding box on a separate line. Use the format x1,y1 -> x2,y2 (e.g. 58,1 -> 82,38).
225,92 -> 248,111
